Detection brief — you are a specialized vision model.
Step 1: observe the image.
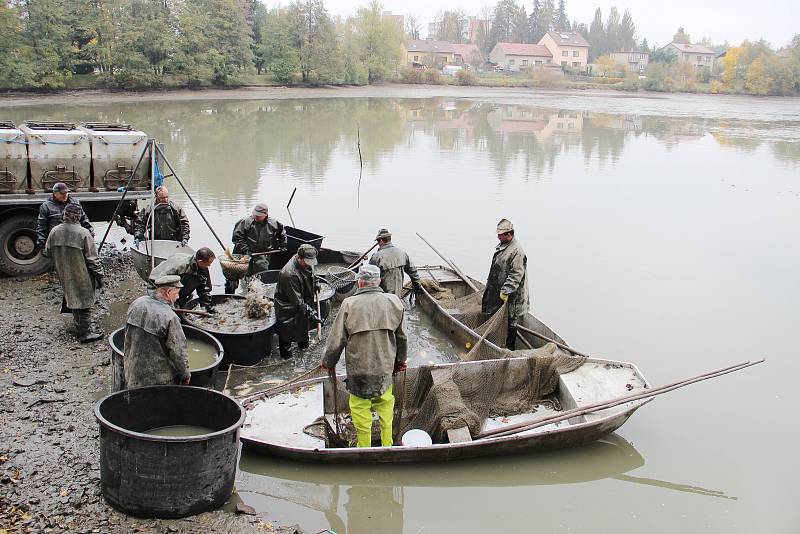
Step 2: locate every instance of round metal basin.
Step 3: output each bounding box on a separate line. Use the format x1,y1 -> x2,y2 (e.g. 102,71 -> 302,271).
95,386 -> 245,518
108,325 -> 224,391
131,240 -> 195,282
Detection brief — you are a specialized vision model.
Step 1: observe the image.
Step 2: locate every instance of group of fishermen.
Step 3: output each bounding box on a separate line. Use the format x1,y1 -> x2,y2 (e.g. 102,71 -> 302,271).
40,180 -> 529,448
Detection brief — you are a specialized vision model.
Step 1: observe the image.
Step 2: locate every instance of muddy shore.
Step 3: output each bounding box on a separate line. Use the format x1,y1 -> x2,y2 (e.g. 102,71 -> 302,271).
0,250 -> 304,534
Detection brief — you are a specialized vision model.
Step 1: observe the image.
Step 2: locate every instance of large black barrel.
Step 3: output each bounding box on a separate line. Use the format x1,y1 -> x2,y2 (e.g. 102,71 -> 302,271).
181,294 -> 275,366
95,386 -> 245,518
108,325 -> 224,390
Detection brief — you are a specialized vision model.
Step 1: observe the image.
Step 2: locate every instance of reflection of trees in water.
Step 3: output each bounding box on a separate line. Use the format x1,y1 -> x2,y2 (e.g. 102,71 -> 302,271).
771,140 -> 800,165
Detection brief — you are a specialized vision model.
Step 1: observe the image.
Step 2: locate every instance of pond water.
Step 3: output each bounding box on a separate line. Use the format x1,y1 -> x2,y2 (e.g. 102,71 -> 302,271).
4,88 -> 798,533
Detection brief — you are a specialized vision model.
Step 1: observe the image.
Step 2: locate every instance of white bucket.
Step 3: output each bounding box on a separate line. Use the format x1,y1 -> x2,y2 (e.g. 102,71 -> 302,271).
401,429 -> 432,447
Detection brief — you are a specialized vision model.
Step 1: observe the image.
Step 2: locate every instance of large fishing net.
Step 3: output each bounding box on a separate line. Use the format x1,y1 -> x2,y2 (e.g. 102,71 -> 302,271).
324,278 -> 586,445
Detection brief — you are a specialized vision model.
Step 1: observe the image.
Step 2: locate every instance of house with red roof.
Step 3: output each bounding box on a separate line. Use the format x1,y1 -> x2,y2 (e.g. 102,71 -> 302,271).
538,31 -> 590,71
488,43 -> 553,72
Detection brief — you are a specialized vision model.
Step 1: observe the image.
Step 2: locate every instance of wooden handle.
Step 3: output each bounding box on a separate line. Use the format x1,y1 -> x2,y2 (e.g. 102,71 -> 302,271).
175,308 -> 211,317
250,250 -> 283,257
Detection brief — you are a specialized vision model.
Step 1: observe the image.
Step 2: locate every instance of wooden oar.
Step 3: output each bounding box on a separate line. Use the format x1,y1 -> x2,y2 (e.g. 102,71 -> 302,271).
415,232 -> 478,292
175,308 -> 211,317
475,359 -> 765,440
347,242 -> 378,270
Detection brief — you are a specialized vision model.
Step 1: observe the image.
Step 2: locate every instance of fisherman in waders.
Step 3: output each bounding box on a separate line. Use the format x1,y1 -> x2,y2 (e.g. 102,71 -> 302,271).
36,182 -> 94,250
226,202 -> 287,294
149,247 -> 217,312
42,203 -> 104,343
274,244 -> 322,359
121,275 -> 190,390
481,219 -> 529,350
322,264 -> 408,448
368,228 -> 422,297
134,186 -> 190,246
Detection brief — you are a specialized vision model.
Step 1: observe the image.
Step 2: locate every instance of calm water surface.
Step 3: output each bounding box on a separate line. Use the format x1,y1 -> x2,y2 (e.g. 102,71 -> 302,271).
4,90 -> 798,533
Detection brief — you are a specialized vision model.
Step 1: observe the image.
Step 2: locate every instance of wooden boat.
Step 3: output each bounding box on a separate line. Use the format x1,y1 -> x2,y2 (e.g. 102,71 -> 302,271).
239,265 -> 650,463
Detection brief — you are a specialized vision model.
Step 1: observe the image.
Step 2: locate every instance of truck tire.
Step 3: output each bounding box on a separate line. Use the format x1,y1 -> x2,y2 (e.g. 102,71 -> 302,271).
0,215 -> 51,276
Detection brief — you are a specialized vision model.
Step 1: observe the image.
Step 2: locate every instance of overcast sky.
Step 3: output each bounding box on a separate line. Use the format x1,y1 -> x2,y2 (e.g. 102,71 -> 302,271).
265,0 -> 799,49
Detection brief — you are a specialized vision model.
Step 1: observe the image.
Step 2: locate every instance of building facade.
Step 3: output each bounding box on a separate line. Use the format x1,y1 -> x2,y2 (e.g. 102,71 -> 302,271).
407,39 -> 455,68
610,51 -> 649,73
488,43 -> 552,71
538,31 -> 590,70
660,43 -> 716,69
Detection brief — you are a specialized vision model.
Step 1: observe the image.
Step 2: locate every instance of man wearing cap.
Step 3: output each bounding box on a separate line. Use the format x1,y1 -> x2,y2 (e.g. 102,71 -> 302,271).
42,203 -> 104,342
122,275 -> 190,390
322,264 -> 408,448
227,203 -> 287,293
481,218 -> 529,350
36,182 -> 94,250
274,244 -> 322,359
368,228 -> 421,297
134,186 -> 190,246
148,247 -> 217,312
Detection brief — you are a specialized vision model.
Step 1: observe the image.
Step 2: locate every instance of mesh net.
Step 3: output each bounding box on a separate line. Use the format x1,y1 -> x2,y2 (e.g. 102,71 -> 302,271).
328,279 -> 586,445
316,265 -> 357,290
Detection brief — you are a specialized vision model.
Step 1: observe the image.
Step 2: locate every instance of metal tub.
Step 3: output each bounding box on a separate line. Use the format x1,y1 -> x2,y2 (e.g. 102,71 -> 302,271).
131,239 -> 195,282
108,325 -> 224,391
0,121 -> 29,192
80,123 -> 149,190
181,294 -> 276,367
20,121 -> 91,191
95,386 -> 244,518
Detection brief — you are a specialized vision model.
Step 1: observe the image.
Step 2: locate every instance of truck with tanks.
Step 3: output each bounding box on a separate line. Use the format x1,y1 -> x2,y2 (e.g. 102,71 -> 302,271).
0,120 -> 152,276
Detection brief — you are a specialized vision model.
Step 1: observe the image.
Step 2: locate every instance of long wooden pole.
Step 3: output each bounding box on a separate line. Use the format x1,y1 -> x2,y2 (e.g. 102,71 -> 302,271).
346,242 -> 378,270
516,324 -> 586,357
154,144 -> 226,250
476,359 -> 765,440
97,138 -> 151,253
415,232 -> 478,292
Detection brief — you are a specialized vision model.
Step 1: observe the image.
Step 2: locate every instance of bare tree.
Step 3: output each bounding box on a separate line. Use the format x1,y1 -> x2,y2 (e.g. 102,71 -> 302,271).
405,14 -> 421,40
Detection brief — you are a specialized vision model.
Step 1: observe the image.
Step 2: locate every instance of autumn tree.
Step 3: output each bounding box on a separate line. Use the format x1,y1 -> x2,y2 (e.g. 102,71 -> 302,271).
672,27 -> 690,44
434,9 -> 467,43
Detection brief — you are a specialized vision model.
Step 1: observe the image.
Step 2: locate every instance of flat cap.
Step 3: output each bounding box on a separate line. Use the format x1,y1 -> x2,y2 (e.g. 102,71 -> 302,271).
297,243 -> 318,266
358,264 -> 381,281
252,203 -> 269,216
375,228 -> 392,241
496,219 -> 514,234
153,274 -> 183,288
52,182 -> 70,193
63,203 -> 82,215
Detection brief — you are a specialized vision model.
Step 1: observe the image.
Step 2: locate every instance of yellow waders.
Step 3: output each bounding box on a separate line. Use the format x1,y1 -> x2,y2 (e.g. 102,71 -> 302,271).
348,385 -> 395,447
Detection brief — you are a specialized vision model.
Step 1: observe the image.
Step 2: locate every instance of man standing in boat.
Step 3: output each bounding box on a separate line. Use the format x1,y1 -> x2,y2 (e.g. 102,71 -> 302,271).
122,275 -> 190,390
274,244 -> 322,359
322,264 -> 408,448
134,186 -> 190,247
148,247 -> 217,312
481,219 -> 529,350
368,228 -> 422,297
42,203 -> 104,343
226,202 -> 287,293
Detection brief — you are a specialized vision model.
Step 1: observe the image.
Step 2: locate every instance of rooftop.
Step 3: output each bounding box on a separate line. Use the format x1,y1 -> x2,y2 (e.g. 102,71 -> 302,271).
493,43 -> 553,57
665,43 -> 716,55
407,39 -> 455,54
543,31 -> 590,48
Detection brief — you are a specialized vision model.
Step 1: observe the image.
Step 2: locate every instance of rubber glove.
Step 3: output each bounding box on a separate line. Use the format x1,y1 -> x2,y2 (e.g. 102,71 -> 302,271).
180,239 -> 188,247
393,361 -> 408,374
133,237 -> 140,248
320,362 -> 334,372
500,292 -> 509,302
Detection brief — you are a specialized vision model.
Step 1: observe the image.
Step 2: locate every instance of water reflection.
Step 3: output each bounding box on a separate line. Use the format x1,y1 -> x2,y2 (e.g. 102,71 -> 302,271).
5,98 -> 797,205
236,433 -> 732,532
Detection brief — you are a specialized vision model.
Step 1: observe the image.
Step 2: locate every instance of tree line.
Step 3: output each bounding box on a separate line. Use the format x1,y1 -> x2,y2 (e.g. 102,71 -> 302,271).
0,0 -> 404,89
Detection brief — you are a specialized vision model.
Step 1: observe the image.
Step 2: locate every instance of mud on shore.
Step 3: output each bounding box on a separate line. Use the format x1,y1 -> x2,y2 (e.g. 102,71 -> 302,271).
0,249 -> 303,534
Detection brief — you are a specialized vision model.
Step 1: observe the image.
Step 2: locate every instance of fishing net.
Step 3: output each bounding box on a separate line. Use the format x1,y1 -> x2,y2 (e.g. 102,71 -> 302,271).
316,265 -> 357,294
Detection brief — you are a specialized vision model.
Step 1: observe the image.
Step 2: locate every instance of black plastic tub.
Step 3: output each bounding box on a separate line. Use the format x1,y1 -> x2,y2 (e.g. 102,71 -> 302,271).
181,294 -> 275,366
95,386 -> 245,518
252,270 -> 335,322
286,226 -> 324,252
108,325 -> 224,391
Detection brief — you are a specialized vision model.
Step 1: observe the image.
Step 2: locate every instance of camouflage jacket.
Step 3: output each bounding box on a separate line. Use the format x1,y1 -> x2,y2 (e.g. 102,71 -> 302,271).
369,243 -> 420,297
135,201 -> 190,242
323,286 -> 407,399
